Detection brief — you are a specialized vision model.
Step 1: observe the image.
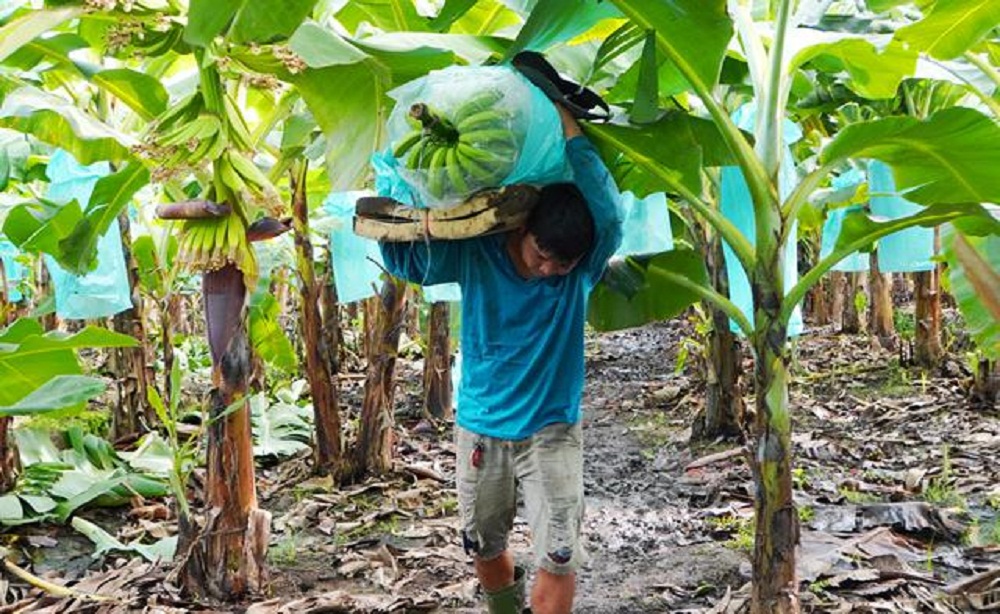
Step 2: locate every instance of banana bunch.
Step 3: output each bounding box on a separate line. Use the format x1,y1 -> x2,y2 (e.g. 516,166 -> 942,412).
175,212 -> 257,280
145,91 -> 254,169
393,90 -> 518,201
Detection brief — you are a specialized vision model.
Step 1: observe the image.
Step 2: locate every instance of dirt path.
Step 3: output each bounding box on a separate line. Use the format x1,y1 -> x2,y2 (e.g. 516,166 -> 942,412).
7,318 -> 999,613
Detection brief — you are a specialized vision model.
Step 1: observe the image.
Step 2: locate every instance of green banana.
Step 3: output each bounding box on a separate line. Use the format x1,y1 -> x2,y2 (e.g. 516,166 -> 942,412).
459,128 -> 514,147
222,93 -> 254,151
444,146 -> 469,195
394,130 -> 423,159
426,146 -> 449,198
457,109 -> 508,133
228,151 -> 273,194
159,115 -> 221,148
456,147 -> 503,184
452,89 -> 504,124
456,142 -> 502,166
406,137 -> 430,170
418,139 -> 442,171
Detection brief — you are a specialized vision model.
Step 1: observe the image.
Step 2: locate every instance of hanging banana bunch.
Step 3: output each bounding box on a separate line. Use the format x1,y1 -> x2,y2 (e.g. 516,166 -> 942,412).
143,52 -> 281,283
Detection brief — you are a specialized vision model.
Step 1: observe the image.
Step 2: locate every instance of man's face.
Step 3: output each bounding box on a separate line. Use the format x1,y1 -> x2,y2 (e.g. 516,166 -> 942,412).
520,232 -> 581,278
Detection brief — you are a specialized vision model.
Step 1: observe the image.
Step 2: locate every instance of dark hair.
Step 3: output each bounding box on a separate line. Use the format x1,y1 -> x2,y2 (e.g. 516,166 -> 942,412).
525,182 -> 595,263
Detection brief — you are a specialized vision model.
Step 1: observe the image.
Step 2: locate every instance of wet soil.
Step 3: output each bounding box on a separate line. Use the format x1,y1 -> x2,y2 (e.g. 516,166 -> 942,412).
5,315 -> 999,613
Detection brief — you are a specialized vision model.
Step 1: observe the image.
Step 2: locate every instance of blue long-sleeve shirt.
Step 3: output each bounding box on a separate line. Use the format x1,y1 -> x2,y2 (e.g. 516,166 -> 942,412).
380,136 -> 623,439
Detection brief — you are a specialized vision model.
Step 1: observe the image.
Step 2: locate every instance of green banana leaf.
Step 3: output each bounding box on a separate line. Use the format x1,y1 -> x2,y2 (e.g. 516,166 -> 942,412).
588,249 -> 709,332
790,37 -> 917,99
0,6 -> 83,64
0,86 -> 134,164
249,288 -> 298,372
585,112 -> 739,197
91,69 -> 169,121
608,0 -> 732,96
0,319 -> 137,408
288,22 -> 369,67
896,0 -> 1000,60
2,161 -> 146,274
332,0 -> 440,35
0,375 -> 105,416
942,228 -> 1000,359
426,0 -> 478,32
2,32 -> 88,73
506,0 -> 622,58
58,162 -> 149,274
629,29 -> 659,124
821,107 -> 1000,205
132,234 -> 177,298
185,0 -> 317,47
294,62 -> 388,192
352,31 -> 509,67
6,427 -> 169,526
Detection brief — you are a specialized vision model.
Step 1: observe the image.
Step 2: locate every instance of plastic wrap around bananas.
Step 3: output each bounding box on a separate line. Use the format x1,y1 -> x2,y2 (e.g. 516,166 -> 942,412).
393,93 -> 518,202
379,65 -> 570,210
175,213 -> 258,281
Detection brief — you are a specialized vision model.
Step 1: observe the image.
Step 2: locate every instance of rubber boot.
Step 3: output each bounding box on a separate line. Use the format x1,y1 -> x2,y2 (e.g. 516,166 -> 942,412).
484,565 -> 526,614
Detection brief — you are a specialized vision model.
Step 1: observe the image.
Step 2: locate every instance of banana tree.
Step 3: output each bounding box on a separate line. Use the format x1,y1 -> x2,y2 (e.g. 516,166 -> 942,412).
0,318 -> 137,492
579,1 -> 1000,610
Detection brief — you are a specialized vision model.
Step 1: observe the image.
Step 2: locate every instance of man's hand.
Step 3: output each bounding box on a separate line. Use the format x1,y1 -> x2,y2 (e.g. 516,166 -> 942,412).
556,103 -> 583,140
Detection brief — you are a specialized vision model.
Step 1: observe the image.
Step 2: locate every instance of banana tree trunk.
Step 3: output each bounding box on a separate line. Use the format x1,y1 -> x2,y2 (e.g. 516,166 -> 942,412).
0,261 -> 16,492
841,272 -> 865,334
423,301 -> 453,420
868,254 -> 895,349
748,170 -> 799,610
321,250 -> 342,379
109,212 -> 154,441
693,238 -> 744,440
38,261 -> 57,331
291,166 -> 343,477
914,231 -> 942,367
352,277 -> 408,480
972,359 -> 999,407
750,264 -> 800,613
179,264 -> 269,598
807,277 -> 831,326
828,272 -> 845,330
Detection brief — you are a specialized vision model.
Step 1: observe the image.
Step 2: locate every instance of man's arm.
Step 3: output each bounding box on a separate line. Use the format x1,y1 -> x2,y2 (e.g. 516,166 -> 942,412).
558,105 -> 623,280
379,238 -> 464,286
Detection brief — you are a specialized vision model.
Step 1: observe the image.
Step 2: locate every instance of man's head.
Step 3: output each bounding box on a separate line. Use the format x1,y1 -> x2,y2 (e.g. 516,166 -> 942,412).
515,182 -> 594,278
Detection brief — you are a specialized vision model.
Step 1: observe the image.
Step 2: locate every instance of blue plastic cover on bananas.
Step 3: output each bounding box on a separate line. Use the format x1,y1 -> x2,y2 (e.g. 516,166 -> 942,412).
868,160 -> 935,273
372,65 -> 571,209
0,238 -> 25,302
613,191 -> 673,258
720,102 -> 804,338
44,149 -> 133,320
819,168 -> 870,273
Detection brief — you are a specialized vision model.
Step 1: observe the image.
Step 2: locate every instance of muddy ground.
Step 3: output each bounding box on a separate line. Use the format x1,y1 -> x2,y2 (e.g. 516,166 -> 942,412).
4,314 -> 999,613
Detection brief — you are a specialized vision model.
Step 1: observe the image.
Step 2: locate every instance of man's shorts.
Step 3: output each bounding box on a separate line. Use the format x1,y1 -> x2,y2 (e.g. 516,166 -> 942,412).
456,421 -> 585,575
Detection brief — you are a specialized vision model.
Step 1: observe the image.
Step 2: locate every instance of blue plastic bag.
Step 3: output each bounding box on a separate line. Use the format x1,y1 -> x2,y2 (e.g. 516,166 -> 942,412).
326,191 -> 384,304
820,168 -> 870,272
720,103 -> 804,337
0,239 -> 25,302
45,150 -> 132,319
372,65 -> 571,209
869,160 -> 934,273
614,191 -> 673,258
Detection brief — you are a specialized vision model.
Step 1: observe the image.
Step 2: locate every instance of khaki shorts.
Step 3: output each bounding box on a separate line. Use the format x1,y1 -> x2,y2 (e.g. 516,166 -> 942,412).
456,422 -> 585,575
